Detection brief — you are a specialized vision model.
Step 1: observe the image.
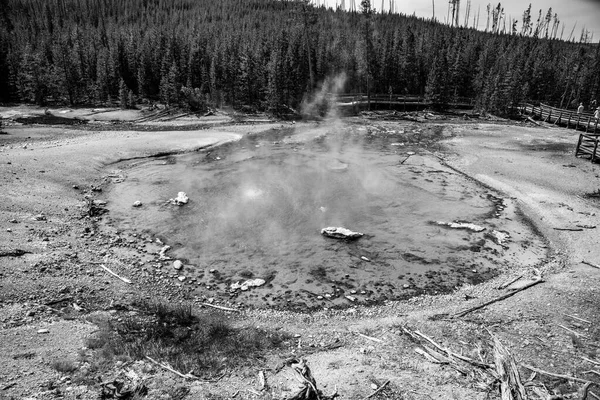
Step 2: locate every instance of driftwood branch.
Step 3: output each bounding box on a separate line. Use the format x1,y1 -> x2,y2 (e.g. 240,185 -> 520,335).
522,364 -> 593,384
582,357 -> 600,366
566,315 -> 592,324
553,227 -> 584,232
405,328 -> 489,375
527,116 -> 545,127
414,347 -> 446,364
557,324 -> 589,338
356,332 -> 383,343
579,382 -> 592,400
100,264 -> 132,284
145,356 -> 198,380
498,275 -> 523,290
363,380 -> 390,399
200,302 -> 240,312
582,261 -> 600,270
455,279 -> 544,317
491,333 -> 526,400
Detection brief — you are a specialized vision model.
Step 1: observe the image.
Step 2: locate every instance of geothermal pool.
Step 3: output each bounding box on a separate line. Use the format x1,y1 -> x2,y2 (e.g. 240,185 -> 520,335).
106,123 -> 548,309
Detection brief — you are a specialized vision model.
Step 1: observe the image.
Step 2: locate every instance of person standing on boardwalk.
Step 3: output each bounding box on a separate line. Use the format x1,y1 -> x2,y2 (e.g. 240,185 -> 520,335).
578,103 -> 584,114
595,107 -> 599,121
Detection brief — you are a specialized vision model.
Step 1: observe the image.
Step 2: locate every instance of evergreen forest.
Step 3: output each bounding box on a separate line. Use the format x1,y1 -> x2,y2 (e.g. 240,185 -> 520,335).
0,0 -> 599,115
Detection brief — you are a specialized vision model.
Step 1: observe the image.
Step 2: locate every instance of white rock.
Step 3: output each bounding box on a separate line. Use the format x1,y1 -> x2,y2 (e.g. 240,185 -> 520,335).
487,230 -> 510,245
170,192 -> 189,206
173,260 -> 183,270
158,245 -> 171,260
435,221 -> 486,232
321,227 -> 364,240
32,214 -> 46,221
37,329 -> 49,334
178,276 -> 186,282
132,201 -> 142,207
230,278 -> 266,291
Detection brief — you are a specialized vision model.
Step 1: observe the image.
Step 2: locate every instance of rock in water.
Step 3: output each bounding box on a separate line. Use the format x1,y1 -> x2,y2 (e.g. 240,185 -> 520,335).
170,192 -> 189,206
231,278 -> 266,291
173,260 -> 183,270
434,221 -> 485,233
486,230 -> 510,246
132,200 -> 142,207
321,227 -> 364,240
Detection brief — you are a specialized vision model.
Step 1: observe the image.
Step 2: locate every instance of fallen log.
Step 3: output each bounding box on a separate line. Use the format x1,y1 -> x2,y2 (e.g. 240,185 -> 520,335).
455,278 -> 544,317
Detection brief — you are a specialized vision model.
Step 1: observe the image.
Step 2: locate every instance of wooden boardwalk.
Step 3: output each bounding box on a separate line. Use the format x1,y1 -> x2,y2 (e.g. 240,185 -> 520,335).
522,103 -> 600,162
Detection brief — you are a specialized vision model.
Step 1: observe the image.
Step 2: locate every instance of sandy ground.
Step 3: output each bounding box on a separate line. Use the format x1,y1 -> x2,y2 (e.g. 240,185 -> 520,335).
1,107 -> 600,400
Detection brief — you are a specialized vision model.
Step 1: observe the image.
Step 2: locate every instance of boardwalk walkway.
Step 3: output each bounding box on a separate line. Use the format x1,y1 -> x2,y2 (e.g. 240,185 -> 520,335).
522,103 -> 600,162
335,94 -> 474,112
522,103 -> 599,133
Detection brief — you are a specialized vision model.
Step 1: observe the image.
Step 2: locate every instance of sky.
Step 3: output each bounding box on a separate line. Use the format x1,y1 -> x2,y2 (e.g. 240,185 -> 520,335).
319,0 -> 600,41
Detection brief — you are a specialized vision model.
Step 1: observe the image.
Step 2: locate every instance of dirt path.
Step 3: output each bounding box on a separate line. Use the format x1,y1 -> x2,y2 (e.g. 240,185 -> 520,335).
1,111 -> 599,400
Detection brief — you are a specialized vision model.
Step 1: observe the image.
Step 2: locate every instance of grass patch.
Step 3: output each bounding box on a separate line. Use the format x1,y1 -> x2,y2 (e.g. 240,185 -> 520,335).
51,358 -> 78,373
85,301 -> 291,378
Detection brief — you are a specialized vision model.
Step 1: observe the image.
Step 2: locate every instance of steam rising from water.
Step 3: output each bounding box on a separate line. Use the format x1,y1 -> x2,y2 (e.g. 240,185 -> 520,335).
301,73 -> 347,120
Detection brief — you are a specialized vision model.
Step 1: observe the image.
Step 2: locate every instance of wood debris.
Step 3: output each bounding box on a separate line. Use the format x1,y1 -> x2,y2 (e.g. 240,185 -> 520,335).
284,358 -> 338,400
200,302 -> 240,312
363,380 -> 390,399
0,249 -> 30,257
101,264 -> 132,284
522,364 -> 593,384
498,275 -> 523,290
455,278 -> 544,317
145,356 -> 198,380
582,261 -> 600,270
491,333 -> 526,400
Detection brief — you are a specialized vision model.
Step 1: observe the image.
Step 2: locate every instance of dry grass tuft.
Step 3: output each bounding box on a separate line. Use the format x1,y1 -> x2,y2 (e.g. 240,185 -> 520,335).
83,300 -> 291,379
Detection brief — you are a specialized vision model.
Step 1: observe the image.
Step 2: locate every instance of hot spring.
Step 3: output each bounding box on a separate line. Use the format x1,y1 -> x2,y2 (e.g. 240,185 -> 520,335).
105,122 -> 548,309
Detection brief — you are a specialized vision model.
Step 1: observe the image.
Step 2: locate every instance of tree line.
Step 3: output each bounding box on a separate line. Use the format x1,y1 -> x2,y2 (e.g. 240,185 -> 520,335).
0,0 -> 599,115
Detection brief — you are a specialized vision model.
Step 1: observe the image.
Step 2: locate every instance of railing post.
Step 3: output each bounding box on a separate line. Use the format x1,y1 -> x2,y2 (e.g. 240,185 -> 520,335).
587,116 -> 592,132
556,111 -> 562,125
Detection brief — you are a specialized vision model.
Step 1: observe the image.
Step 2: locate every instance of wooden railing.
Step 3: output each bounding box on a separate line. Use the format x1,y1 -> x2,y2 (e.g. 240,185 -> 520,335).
334,93 -> 475,107
522,103 -> 599,134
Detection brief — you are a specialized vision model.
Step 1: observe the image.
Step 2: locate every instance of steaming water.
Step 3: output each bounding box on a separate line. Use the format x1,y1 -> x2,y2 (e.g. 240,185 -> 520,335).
106,124 -> 547,309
